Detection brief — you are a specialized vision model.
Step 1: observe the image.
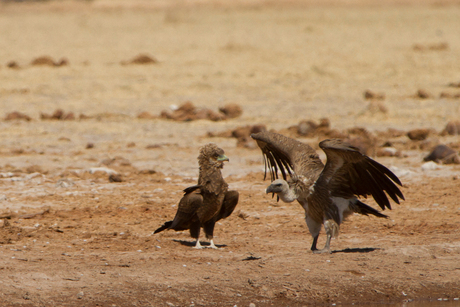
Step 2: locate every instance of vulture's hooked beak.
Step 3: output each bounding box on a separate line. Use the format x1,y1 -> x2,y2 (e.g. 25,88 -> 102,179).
217,154 -> 229,162
266,185 -> 280,202
266,185 -> 274,194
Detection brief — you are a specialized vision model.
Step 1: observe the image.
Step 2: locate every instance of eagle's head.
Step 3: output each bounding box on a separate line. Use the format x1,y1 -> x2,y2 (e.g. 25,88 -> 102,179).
198,143 -> 229,169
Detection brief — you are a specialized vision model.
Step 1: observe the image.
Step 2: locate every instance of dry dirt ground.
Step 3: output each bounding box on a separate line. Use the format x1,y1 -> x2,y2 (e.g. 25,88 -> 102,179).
1,0 -> 460,306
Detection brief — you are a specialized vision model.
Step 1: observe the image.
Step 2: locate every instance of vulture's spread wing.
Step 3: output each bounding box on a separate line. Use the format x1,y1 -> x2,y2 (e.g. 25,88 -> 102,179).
251,131 -> 323,181
317,139 -> 405,210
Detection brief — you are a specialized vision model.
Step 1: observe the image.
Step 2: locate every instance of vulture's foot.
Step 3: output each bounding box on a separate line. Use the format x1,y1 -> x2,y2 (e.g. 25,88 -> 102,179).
312,233 -> 332,254
312,247 -> 332,254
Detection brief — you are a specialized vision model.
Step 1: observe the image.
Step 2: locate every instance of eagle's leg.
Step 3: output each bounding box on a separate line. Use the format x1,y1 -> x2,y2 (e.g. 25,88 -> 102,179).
203,220 -> 219,249
190,222 -> 204,249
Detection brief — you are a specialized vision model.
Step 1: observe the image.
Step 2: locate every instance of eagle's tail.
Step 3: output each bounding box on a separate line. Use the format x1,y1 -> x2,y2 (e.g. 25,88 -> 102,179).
153,221 -> 173,234
352,200 -> 388,218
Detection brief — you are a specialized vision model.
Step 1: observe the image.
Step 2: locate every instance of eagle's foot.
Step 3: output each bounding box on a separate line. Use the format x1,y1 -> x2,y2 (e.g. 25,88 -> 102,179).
208,239 -> 219,249
193,240 -> 204,249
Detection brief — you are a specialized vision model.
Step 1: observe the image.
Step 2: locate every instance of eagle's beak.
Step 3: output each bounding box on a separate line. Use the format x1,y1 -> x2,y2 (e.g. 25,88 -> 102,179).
217,154 -> 229,162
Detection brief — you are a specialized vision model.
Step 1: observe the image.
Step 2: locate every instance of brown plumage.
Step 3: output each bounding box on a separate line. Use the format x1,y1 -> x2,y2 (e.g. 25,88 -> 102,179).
251,131 -> 404,253
154,143 -> 239,249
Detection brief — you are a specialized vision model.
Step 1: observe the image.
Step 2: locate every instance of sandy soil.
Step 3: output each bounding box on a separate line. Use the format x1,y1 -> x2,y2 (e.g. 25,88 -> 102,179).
0,0 -> 460,306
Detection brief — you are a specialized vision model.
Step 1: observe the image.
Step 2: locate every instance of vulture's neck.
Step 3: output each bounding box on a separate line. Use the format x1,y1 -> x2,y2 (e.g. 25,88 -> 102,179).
278,185 -> 298,203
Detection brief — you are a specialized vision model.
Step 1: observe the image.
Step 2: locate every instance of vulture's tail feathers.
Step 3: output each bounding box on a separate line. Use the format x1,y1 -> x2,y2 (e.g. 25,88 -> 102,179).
154,221 -> 173,234
352,200 -> 388,219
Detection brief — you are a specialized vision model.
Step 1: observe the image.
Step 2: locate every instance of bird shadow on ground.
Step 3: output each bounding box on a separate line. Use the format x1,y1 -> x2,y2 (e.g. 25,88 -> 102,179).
332,247 -> 380,254
173,239 -> 227,248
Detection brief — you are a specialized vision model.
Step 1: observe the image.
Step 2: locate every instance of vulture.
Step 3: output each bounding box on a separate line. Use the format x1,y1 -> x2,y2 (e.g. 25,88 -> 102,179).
251,131 -> 404,253
154,143 -> 239,249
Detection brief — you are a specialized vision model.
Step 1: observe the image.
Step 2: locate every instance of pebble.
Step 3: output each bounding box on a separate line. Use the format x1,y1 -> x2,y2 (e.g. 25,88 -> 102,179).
77,292 -> 84,299
26,172 -> 42,180
421,161 -> 441,171
89,167 -> 117,175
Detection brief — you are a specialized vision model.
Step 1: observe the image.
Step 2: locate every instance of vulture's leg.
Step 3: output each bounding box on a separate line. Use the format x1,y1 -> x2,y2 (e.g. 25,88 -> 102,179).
305,215 -> 322,252
313,219 -> 338,254
310,235 -> 319,251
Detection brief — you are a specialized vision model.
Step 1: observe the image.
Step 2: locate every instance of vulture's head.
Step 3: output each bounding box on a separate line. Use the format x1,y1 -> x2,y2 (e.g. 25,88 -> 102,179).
266,179 -> 297,203
198,143 -> 229,169
266,179 -> 289,194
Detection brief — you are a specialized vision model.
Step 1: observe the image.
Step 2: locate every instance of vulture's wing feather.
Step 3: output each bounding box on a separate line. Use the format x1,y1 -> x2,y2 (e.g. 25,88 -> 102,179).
317,139 -> 404,210
251,131 -> 323,180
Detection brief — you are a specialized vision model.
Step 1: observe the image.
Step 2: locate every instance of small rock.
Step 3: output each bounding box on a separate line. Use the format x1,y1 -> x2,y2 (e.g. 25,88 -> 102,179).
366,101 -> 388,114
109,174 -> 123,182
416,89 -> 431,99
123,54 -> 157,65
439,92 -> 460,99
441,120 -> 460,136
424,144 -> 456,162
363,90 -> 385,100
63,112 -> 75,120
86,142 -> 94,149
421,161 -> 441,171
89,167 -> 117,175
4,111 -> 32,121
407,129 -> 430,141
31,56 -> 55,66
7,61 -> 20,69
137,111 -> 156,119
40,109 -> 75,120
77,291 -> 84,299
297,120 -> 318,136
376,147 -> 401,157
237,210 -> 249,220
56,178 -> 75,188
219,103 -> 243,118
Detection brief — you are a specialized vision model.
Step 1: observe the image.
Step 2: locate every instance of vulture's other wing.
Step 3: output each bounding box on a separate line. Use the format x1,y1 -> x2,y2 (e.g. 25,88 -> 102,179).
251,131 -> 323,181
317,139 -> 405,210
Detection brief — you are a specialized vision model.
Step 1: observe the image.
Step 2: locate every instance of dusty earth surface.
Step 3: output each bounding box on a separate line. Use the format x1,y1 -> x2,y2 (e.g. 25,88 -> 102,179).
1,0 -> 460,306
